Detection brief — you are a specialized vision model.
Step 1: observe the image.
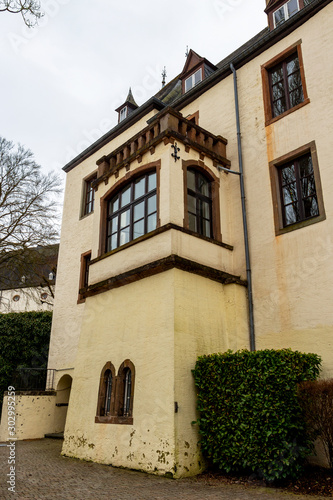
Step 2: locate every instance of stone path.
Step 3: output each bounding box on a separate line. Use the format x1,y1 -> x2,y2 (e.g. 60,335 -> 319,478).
0,439 -> 327,499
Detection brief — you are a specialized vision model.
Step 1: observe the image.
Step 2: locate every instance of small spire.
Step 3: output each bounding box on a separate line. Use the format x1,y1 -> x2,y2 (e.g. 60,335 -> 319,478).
185,45 -> 189,58
161,66 -> 167,88
126,87 -> 138,107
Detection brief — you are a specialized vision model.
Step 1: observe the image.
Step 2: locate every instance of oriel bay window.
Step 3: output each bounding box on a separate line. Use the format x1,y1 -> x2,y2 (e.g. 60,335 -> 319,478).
106,171 -> 157,252
187,168 -> 213,238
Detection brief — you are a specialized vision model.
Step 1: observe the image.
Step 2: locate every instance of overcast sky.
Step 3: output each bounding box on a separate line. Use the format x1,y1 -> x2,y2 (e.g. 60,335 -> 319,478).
0,0 -> 267,177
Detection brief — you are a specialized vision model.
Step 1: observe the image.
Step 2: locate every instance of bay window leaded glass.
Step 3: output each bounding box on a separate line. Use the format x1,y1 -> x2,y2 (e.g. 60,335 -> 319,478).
279,153 -> 319,227
106,172 -> 157,252
187,168 -> 212,238
269,52 -> 304,118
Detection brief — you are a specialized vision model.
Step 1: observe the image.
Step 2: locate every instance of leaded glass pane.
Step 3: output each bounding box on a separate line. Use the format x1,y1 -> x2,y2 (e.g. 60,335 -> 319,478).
133,220 -> 145,239
147,194 -> 156,215
148,172 -> 156,192
285,203 -> 299,225
287,55 -> 300,75
287,71 -> 302,91
289,87 -> 304,108
121,186 -> 131,207
304,196 -> 319,218
203,219 -> 211,238
111,233 -> 118,250
274,6 -> 285,26
134,201 -> 144,222
198,174 -> 210,196
120,228 -> 130,246
200,200 -> 211,219
187,170 -> 196,191
283,185 -> 297,205
110,195 -> 119,214
287,0 -> 299,17
271,65 -> 284,85
281,164 -> 296,185
272,81 -> 285,100
299,155 -> 313,177
134,177 -> 145,200
120,209 -> 130,229
189,213 -> 197,232
187,194 -> 196,214
111,216 -> 118,234
194,69 -> 202,86
273,98 -> 287,117
147,213 -> 157,233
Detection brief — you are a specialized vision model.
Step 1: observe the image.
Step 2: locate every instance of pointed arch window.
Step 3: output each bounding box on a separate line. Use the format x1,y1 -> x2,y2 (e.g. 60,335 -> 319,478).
95,360 -> 135,424
96,362 -> 116,417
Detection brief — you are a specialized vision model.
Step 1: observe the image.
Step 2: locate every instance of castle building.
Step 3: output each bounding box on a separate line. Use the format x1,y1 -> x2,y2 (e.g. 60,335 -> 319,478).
1,0 -> 332,477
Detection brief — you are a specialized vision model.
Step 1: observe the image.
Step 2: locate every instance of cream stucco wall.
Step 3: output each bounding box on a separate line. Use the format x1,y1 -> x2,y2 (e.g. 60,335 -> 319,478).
0,393 -> 56,442
0,287 -> 54,313
61,270 -> 248,476
62,271 -> 177,474
45,0 -> 333,477
179,4 -> 333,376
47,109 -> 161,382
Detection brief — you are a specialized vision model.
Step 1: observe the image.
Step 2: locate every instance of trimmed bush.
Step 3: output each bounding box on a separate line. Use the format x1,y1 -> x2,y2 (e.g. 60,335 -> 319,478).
192,349 -> 321,482
0,311 -> 52,410
298,379 -> 333,469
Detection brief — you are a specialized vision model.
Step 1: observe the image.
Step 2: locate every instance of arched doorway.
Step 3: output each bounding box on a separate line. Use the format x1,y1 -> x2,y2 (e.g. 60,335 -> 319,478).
54,374 -> 72,434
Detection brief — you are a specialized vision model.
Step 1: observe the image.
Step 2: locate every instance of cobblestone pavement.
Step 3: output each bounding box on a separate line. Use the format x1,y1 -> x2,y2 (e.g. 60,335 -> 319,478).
0,439 -> 327,500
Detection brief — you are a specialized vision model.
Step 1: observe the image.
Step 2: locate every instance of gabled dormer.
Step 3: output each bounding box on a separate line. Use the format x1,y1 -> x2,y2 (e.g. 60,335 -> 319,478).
115,88 -> 138,123
180,49 -> 217,94
265,0 -> 309,30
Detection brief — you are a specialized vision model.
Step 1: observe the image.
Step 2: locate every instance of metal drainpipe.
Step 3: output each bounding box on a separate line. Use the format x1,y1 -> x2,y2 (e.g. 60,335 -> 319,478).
229,63 -> 255,351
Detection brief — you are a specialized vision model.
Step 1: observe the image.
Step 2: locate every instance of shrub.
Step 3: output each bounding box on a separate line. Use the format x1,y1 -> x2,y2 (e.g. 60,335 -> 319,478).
0,311 -> 52,411
298,379 -> 333,469
192,349 -> 321,482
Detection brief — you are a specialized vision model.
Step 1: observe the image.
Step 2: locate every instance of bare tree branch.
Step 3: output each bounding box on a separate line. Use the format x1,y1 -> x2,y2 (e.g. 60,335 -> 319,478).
0,0 -> 43,27
0,136 -> 62,289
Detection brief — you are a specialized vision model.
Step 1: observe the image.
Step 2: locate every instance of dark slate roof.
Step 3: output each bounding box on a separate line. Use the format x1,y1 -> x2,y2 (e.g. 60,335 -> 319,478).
0,244 -> 59,291
62,0 -> 329,173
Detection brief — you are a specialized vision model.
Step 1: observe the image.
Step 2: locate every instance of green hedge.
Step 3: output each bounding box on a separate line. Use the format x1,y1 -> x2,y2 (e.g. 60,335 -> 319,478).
0,311 -> 52,409
192,349 -> 321,482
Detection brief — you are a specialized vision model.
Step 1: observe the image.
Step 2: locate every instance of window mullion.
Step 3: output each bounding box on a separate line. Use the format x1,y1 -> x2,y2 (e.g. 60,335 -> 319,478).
295,159 -> 305,220
283,61 -> 291,110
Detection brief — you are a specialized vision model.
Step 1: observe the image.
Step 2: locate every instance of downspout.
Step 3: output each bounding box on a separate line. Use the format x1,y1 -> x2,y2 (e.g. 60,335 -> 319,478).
228,63 -> 256,351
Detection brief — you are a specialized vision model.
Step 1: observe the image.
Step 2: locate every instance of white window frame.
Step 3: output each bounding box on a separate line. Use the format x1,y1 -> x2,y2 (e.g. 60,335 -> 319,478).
185,69 -> 202,93
273,0 -> 300,28
119,106 -> 128,122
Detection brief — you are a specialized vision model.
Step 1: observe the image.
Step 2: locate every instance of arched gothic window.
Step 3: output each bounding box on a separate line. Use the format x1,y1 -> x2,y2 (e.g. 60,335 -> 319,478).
96,362 -> 116,417
95,360 -> 135,424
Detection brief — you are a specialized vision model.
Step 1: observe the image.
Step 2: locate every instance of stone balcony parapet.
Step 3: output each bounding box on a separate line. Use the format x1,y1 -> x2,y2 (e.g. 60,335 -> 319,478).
94,107 -> 230,188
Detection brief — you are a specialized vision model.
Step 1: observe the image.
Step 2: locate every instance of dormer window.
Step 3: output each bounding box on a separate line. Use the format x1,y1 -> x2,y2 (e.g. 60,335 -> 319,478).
180,49 -> 217,95
119,106 -> 128,122
185,69 -> 202,93
115,88 -> 138,124
273,0 -> 299,27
